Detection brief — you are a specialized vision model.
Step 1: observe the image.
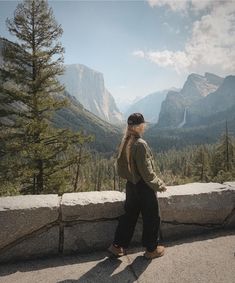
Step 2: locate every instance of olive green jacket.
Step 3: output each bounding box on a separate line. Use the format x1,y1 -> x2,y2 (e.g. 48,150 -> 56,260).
116,134 -> 165,192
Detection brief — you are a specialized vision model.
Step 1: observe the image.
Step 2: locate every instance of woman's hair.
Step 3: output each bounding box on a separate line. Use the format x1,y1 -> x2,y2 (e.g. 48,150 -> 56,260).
117,124 -> 142,172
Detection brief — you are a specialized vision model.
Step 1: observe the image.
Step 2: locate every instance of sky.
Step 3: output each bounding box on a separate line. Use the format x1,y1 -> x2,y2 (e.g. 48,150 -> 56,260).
0,0 -> 235,107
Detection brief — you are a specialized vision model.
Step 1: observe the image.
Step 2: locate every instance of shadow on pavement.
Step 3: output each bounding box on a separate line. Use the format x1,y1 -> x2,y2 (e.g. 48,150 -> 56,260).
56,255 -> 151,283
0,251 -> 108,277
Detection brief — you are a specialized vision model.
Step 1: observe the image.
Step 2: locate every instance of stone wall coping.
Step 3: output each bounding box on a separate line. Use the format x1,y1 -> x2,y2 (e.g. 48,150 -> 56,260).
0,183 -> 234,209
61,191 -> 125,206
223,181 -> 235,187
0,183 -> 234,208
0,194 -> 60,211
159,182 -> 233,198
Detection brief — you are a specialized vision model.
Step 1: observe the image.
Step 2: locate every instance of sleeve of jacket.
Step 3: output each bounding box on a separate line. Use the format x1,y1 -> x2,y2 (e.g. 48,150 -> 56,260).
135,142 -> 165,192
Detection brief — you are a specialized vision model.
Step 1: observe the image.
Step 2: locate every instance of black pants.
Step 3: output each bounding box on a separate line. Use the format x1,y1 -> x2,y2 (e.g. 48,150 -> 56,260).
113,178 -> 162,252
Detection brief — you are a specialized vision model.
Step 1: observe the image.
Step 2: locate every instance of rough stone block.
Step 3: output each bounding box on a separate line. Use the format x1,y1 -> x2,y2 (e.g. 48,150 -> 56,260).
223,181 -> 235,188
61,191 -> 125,221
0,194 -> 60,249
63,220 -> 118,253
0,226 -> 59,263
224,208 -> 235,228
158,182 -> 235,225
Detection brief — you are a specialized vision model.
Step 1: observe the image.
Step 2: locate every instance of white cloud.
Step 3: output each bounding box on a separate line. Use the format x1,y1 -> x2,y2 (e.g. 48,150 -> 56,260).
147,0 -> 189,11
190,0 -> 214,12
135,1 -> 235,74
146,50 -> 191,73
147,0 -> 214,12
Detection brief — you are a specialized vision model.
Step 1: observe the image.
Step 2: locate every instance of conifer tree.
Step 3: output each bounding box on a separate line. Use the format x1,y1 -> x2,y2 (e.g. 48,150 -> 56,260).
0,0 -> 93,194
192,145 -> 210,182
212,121 -> 234,177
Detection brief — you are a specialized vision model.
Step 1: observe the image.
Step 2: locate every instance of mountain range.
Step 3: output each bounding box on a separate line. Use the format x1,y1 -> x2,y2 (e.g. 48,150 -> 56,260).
145,73 -> 235,151
1,37 -> 235,153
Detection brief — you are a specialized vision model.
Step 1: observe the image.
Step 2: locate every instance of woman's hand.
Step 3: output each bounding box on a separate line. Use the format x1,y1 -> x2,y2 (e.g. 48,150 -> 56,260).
159,185 -> 167,192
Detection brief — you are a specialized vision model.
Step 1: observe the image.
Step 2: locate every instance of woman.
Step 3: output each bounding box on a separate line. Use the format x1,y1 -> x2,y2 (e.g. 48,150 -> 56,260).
108,112 -> 167,260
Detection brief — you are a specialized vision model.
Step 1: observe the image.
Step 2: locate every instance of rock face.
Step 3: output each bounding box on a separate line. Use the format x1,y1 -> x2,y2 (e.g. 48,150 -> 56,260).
187,75 -> 235,126
59,64 -> 124,125
0,182 -> 234,263
0,38 -> 4,65
157,73 -> 224,128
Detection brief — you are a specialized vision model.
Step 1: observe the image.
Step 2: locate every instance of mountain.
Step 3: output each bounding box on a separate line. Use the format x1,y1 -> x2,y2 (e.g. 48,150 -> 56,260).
157,73 -> 224,128
124,89 -> 173,123
181,72 -> 223,98
53,92 -> 122,155
0,37 -> 122,155
187,75 -> 235,126
59,64 -> 124,125
145,73 -> 235,151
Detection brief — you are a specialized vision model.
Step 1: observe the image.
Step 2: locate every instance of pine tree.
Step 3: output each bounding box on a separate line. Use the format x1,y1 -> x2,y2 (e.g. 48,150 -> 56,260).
0,0 -> 93,194
192,145 -> 210,182
212,121 -> 234,177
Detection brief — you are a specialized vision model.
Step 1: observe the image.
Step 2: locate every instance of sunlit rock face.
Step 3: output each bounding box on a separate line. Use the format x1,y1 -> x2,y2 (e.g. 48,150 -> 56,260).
59,64 -> 124,125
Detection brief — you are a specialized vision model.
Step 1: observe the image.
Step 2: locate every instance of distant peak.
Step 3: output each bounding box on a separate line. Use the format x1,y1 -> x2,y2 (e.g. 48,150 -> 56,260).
204,72 -> 224,86
223,75 -> 235,83
204,72 -> 223,79
65,63 -> 102,75
205,72 -> 216,77
188,73 -> 204,79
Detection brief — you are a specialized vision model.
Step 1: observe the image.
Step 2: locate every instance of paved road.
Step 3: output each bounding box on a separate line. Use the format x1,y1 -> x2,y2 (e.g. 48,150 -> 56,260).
0,230 -> 234,283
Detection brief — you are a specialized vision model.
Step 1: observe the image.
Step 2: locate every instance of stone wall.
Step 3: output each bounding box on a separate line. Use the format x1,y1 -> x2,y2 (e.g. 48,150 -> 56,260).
0,182 -> 234,263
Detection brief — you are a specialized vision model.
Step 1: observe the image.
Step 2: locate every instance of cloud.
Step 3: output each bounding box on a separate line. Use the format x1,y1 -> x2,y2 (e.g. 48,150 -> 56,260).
146,50 -> 191,73
147,0 -> 213,12
134,1 -> 235,74
133,49 -> 191,74
147,0 -> 189,11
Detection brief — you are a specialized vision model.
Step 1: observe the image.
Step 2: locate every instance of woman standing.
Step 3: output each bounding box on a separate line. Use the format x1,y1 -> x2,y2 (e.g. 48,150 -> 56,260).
108,113 -> 167,259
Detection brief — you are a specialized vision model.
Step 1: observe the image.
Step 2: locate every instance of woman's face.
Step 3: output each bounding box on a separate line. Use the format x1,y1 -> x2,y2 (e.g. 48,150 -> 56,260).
135,123 -> 146,134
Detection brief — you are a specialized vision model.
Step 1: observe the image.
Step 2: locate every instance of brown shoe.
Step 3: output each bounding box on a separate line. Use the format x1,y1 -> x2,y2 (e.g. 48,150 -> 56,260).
144,245 -> 165,259
108,244 -> 125,257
